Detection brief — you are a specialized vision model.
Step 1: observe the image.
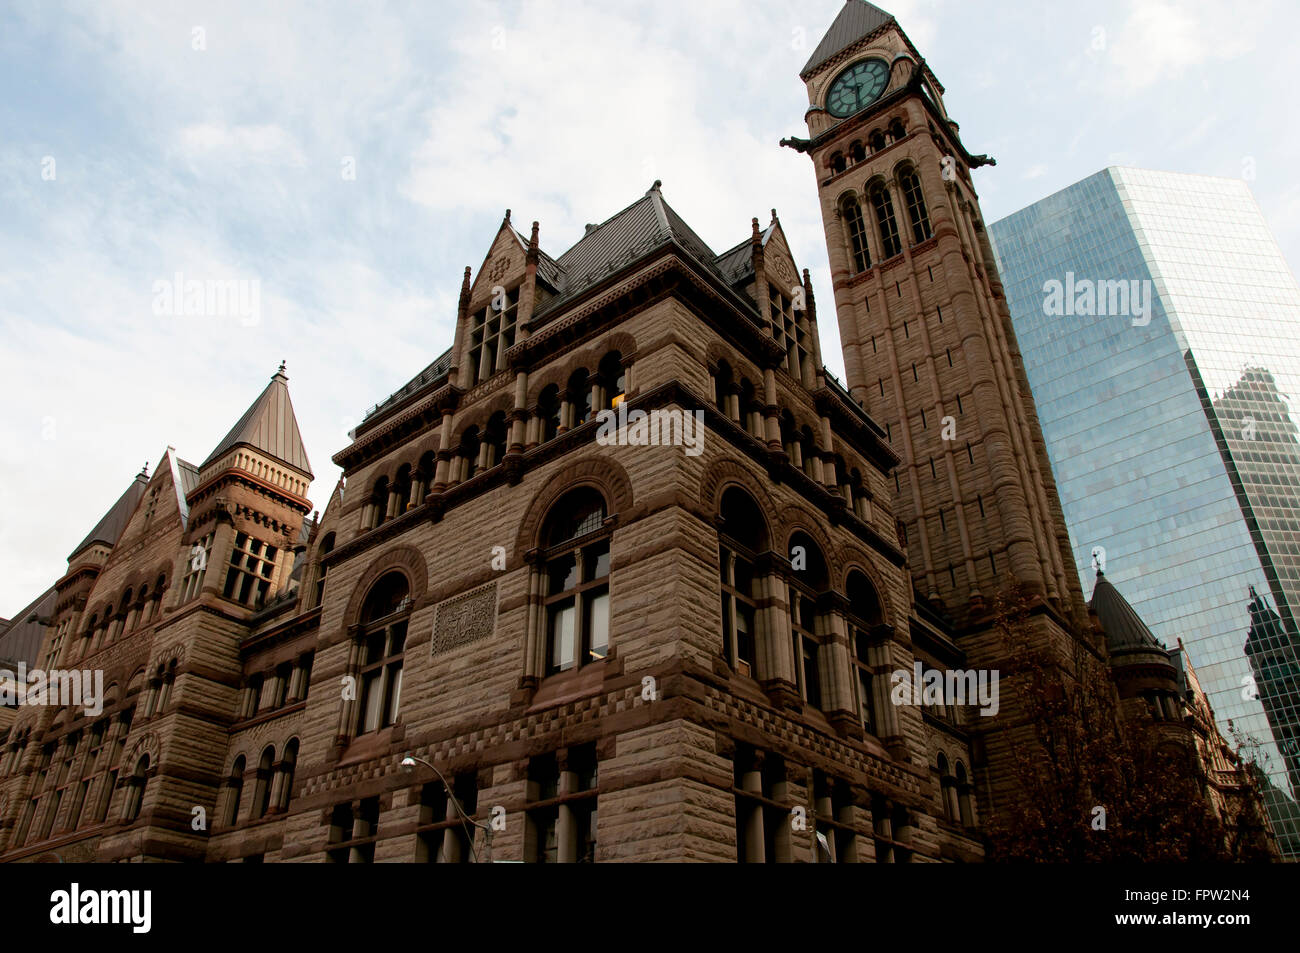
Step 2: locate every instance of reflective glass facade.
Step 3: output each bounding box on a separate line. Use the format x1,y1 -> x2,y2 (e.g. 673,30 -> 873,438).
990,168 -> 1300,857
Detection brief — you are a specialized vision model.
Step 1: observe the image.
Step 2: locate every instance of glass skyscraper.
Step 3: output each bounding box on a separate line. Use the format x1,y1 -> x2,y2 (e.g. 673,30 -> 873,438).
989,168 -> 1300,857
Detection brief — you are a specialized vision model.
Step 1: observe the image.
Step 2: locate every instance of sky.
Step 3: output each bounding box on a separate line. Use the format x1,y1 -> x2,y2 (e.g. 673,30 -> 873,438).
2,0 -> 1297,616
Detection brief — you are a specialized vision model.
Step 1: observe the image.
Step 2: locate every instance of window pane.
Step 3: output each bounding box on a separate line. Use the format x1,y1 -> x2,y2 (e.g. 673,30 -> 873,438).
585,543 -> 611,581
388,622 -> 408,656
549,603 -> 576,672
361,671 -> 383,733
737,606 -> 755,676
587,590 -> 610,661
548,555 -> 579,595
386,664 -> 403,726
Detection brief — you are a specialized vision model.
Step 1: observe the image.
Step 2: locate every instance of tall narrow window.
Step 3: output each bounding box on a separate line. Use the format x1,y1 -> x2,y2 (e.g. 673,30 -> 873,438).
275,739 -> 299,813
355,573 -> 410,734
847,571 -> 884,734
251,746 -> 275,819
718,488 -> 765,678
225,756 -> 246,826
223,532 -> 277,607
122,754 -> 149,823
899,165 -> 932,243
841,195 -> 871,274
787,533 -> 828,710
541,490 -> 611,675
599,351 -> 626,411
538,385 -> 561,443
770,286 -> 811,382
870,184 -> 903,260
314,533 -> 336,608
467,288 -> 519,387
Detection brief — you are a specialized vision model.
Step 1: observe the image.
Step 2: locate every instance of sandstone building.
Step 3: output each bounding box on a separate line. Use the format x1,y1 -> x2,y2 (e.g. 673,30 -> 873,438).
0,1 -> 1254,862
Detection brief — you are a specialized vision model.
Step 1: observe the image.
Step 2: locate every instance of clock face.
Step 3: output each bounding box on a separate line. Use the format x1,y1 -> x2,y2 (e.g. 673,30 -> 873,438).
826,59 -> 890,118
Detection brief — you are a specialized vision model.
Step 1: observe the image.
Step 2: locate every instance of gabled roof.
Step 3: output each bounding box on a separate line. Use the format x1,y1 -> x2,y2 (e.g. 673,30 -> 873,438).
0,587 -> 56,668
1090,571 -> 1164,652
802,1 -> 896,78
68,470 -> 149,561
203,365 -> 313,478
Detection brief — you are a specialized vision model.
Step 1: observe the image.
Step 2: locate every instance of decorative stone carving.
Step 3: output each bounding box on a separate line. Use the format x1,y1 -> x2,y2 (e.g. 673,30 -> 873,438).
431,582 -> 499,656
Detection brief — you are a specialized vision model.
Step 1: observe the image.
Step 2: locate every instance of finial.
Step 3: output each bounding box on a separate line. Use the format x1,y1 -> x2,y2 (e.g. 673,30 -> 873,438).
140,462 -> 150,478
277,360 -> 287,376
752,217 -> 762,243
504,209 -> 512,224
771,208 -> 779,222
647,179 -> 662,195
529,221 -> 540,248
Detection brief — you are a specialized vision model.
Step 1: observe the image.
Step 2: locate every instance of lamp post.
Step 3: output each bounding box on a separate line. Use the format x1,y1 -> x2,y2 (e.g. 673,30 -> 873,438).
399,754 -> 493,863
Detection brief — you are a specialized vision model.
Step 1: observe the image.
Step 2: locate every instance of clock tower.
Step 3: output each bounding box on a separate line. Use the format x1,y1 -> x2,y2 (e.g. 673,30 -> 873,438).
785,0 -> 1083,625
785,1 -> 1093,820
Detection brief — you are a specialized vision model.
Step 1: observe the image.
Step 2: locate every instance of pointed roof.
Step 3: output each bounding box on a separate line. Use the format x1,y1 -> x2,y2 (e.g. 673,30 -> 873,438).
203,364 -> 313,478
802,1 -> 896,77
68,469 -> 150,561
1090,571 -> 1164,652
533,181 -> 721,319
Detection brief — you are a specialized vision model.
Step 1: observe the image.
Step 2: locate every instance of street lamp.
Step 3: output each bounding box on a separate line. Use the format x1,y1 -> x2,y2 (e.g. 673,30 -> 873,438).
399,754 -> 493,863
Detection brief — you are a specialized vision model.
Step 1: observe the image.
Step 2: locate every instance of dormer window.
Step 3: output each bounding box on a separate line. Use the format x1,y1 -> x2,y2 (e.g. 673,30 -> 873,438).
467,288 -> 519,387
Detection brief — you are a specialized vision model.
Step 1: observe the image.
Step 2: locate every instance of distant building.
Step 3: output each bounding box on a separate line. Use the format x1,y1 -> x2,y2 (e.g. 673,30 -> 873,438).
990,167 -> 1300,857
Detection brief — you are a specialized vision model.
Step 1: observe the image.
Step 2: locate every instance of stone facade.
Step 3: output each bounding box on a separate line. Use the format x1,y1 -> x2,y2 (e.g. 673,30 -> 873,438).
0,2 -> 1045,864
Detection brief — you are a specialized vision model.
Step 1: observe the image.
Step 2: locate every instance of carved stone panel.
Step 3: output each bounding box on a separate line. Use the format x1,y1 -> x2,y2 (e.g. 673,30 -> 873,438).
431,582 -> 498,656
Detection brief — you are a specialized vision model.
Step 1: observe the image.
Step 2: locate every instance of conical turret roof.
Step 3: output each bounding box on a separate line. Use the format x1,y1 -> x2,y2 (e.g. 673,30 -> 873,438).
203,364 -> 313,478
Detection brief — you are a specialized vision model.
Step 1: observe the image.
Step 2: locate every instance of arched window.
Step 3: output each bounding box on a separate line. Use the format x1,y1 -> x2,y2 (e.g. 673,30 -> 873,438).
937,753 -> 956,821
868,129 -> 886,152
314,532 -> 336,608
847,571 -> 884,733
566,369 -> 593,427
740,378 -> 762,439
780,412 -> 800,469
851,470 -> 872,522
599,351 -> 626,411
225,755 -> 246,826
713,360 -> 734,418
251,745 -> 275,819
461,426 -> 482,481
356,573 -> 410,734
887,118 -> 906,142
416,452 -> 437,506
538,385 -> 561,443
123,754 -> 149,823
799,426 -> 819,481
849,141 -> 866,164
956,762 -> 975,827
370,476 -> 390,529
787,533 -> 828,710
870,182 -> 903,259
718,488 -> 765,678
485,412 -> 509,470
898,165 -> 932,243
275,738 -> 299,813
830,152 -> 846,175
840,195 -> 871,274
541,489 -> 611,675
393,464 -> 413,515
